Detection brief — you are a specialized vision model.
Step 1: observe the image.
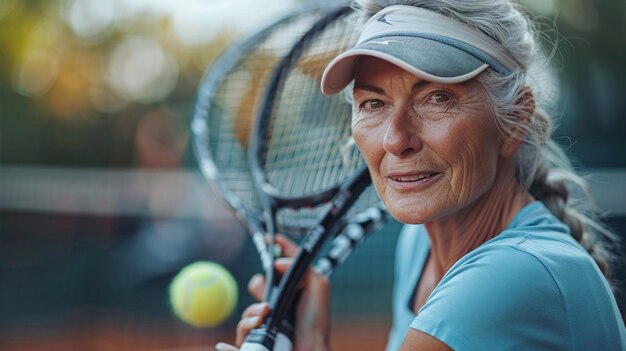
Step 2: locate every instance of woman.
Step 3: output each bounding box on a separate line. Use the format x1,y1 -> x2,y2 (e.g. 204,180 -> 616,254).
220,0 -> 626,350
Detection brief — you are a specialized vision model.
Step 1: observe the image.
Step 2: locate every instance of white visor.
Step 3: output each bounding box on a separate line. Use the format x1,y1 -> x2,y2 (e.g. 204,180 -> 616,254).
321,5 -> 522,95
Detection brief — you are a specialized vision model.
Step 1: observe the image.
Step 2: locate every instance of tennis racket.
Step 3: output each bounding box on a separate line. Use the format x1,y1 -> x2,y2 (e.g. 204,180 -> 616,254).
190,4 -> 387,343
191,4 -> 328,279
241,5 -> 387,351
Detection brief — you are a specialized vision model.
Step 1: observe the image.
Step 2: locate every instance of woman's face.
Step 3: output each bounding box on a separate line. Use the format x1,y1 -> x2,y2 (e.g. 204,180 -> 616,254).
352,57 -> 505,224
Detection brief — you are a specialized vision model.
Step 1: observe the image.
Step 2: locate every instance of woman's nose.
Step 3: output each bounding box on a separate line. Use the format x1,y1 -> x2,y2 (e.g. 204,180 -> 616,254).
382,112 -> 423,157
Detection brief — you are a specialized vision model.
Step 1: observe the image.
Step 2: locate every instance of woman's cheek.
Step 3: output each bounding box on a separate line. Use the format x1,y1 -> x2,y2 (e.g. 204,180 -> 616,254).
352,122 -> 384,161
352,124 -> 385,193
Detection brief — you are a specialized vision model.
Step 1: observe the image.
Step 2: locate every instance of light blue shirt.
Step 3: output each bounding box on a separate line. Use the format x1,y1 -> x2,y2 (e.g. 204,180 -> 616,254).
386,201 -> 626,350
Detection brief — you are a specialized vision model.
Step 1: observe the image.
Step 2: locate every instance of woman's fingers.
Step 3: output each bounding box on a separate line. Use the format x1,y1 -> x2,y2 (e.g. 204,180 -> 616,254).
274,234 -> 298,256
239,258 -> 332,350
247,273 -> 265,302
236,302 -> 269,346
274,257 -> 291,271
250,258 -> 329,305
266,234 -> 298,257
235,316 -> 264,346
215,342 -> 239,351
241,301 -> 269,319
247,235 -> 297,302
246,235 -> 296,302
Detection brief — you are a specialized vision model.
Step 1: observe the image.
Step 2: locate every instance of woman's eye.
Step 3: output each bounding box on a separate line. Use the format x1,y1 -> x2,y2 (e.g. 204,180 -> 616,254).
362,99 -> 385,109
427,92 -> 452,104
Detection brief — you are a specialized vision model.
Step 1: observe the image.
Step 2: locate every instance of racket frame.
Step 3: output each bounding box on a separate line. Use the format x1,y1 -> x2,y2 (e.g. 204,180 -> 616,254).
244,5 -> 381,350
191,3 -> 337,277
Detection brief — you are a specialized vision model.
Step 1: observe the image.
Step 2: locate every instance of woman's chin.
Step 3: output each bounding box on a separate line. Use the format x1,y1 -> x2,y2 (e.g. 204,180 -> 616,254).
385,199 -> 439,225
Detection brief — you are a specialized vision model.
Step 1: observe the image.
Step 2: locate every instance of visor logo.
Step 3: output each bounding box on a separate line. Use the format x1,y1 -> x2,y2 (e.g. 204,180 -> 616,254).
368,40 -> 401,45
376,14 -> 405,26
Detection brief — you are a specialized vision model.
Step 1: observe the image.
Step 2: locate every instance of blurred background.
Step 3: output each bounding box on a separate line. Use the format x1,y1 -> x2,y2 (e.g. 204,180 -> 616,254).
0,0 -> 624,350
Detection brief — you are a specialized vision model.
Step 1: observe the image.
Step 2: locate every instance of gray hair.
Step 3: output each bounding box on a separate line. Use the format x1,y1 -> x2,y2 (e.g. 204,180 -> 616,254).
350,0 -> 621,285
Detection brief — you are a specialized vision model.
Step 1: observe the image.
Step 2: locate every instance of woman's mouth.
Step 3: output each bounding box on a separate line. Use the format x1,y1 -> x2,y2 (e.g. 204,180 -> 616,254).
390,173 -> 436,182
387,172 -> 442,189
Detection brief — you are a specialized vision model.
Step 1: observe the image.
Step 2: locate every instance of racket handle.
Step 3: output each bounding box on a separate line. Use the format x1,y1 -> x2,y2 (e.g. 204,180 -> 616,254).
240,329 -> 293,351
314,204 -> 386,277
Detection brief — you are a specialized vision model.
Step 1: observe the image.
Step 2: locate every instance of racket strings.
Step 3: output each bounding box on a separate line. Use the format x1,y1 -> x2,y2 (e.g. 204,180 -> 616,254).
201,11 -> 327,215
260,16 -> 362,198
256,13 -> 385,237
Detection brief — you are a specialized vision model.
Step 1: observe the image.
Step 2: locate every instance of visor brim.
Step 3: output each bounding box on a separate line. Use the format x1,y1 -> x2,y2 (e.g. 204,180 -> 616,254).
321,35 -> 489,96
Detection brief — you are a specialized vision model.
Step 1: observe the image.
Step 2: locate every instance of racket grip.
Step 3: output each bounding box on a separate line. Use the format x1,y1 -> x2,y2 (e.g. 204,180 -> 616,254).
314,204 -> 386,277
240,328 -> 293,351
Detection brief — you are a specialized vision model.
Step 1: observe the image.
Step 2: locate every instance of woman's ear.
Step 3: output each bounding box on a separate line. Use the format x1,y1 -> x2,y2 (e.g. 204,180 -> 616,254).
500,86 -> 535,157
518,86 -> 536,118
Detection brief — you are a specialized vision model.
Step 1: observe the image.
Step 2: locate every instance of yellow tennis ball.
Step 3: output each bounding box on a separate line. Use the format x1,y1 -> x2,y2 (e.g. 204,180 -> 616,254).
169,261 -> 238,327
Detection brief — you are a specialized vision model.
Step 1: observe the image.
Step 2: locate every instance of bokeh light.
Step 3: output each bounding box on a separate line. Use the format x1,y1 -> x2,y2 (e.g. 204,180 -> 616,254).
105,36 -> 179,104
0,0 -> 17,21
62,0 -> 117,41
13,49 -> 59,97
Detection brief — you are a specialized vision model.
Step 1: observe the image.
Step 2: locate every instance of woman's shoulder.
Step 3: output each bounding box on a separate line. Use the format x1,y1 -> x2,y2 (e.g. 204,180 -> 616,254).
414,241 -> 572,350
475,200 -> 595,273
447,235 -> 565,295
478,202 -> 597,278
457,224 -> 601,299
416,234 -> 624,350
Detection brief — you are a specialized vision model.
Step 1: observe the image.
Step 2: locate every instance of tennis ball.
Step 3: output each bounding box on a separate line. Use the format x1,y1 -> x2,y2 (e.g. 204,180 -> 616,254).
169,261 -> 238,328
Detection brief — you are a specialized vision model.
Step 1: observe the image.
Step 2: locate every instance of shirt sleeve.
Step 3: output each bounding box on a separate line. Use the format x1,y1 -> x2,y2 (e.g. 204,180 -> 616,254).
410,244 -> 570,351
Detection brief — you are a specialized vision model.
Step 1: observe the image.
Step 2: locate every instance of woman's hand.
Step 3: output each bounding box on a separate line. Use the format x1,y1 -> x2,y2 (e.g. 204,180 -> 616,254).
217,235 -> 332,351
214,301 -> 270,351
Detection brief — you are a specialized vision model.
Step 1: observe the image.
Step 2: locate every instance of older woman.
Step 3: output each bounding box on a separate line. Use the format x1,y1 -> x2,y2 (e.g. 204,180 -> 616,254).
221,0 -> 626,350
